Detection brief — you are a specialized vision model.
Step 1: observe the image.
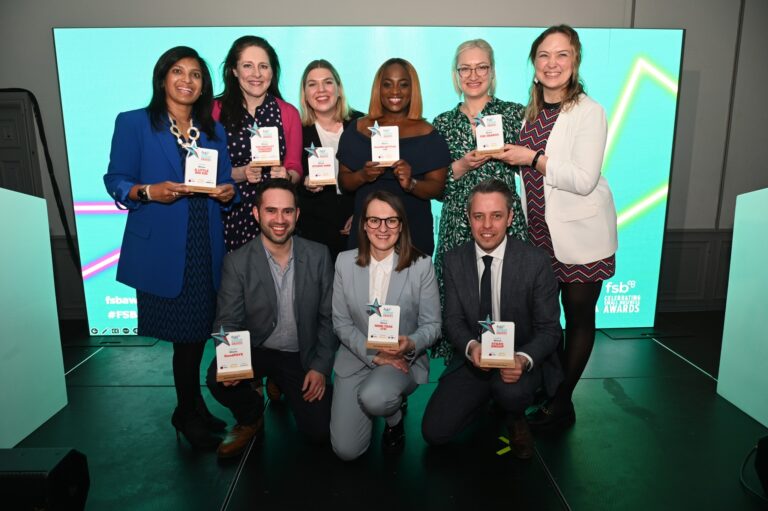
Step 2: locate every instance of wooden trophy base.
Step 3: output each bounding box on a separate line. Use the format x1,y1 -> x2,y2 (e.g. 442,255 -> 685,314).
252,159 -> 282,167
479,357 -> 516,369
216,368 -> 254,382
186,185 -> 216,194
476,148 -> 504,156
366,340 -> 399,350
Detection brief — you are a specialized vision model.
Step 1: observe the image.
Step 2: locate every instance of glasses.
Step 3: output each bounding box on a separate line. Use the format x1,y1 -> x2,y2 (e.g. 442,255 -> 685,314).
365,216 -> 401,229
456,65 -> 491,78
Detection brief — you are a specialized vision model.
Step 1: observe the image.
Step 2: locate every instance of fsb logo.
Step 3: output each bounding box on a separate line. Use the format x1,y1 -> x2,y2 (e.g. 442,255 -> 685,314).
605,280 -> 636,294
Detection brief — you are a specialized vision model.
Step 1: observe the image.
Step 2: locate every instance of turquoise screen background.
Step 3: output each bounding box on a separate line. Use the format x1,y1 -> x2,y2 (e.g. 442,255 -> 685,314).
52,26 -> 683,335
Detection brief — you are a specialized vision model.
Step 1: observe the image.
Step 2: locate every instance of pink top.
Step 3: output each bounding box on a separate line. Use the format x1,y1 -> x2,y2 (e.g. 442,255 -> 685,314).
212,97 -> 303,178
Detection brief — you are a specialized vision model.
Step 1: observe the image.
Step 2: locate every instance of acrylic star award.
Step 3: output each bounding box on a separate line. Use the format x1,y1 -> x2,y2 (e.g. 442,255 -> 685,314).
184,143 -> 218,193
249,124 -> 281,167
369,121 -> 399,167
213,328 -> 254,382
366,299 -> 400,349
474,113 -> 505,155
305,143 -> 336,186
479,317 -> 516,368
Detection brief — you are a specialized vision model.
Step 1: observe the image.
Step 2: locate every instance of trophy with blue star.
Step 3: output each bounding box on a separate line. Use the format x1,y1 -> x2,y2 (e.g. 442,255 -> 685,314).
367,298 -> 383,317
213,328 -> 254,382
212,326 -> 230,346
247,122 -> 260,138
474,113 -> 504,155
369,121 -> 399,166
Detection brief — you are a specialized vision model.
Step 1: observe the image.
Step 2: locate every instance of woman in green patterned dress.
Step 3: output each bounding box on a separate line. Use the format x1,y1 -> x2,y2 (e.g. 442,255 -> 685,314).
432,39 -> 528,359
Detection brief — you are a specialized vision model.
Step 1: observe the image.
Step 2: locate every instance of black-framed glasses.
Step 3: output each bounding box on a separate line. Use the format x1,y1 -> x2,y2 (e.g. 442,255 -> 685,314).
365,216 -> 401,229
456,64 -> 491,78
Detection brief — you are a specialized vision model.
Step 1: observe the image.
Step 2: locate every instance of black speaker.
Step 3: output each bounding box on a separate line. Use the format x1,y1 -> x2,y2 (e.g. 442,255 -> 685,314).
757,436 -> 768,496
0,448 -> 89,510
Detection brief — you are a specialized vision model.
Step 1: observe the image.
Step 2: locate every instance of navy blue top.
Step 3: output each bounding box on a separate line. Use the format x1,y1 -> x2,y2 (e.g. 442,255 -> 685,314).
337,120 -> 450,256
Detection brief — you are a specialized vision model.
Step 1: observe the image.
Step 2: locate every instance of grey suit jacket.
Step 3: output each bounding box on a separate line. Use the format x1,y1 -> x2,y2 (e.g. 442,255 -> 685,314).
213,235 -> 338,377
332,250 -> 441,385
443,237 -> 563,395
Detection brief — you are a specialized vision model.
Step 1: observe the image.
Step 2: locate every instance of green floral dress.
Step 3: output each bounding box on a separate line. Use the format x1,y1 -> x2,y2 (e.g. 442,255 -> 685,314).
432,97 -> 528,360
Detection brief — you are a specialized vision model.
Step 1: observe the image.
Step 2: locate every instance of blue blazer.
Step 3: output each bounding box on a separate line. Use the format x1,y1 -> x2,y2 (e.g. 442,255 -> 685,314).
104,108 -> 234,298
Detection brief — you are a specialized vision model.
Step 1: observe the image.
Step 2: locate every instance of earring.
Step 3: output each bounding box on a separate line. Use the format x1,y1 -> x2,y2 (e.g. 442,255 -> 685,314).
534,77 -> 539,85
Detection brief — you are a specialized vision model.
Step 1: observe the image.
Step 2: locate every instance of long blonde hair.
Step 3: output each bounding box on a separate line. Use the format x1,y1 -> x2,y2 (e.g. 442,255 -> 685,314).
298,59 -> 351,126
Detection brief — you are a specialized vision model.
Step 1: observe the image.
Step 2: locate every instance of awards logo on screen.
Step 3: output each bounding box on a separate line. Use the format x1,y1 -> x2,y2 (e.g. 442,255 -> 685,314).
602,280 -> 641,314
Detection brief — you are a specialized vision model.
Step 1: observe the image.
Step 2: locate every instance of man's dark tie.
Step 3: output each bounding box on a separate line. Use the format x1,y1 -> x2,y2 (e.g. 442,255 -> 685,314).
479,255 -> 493,322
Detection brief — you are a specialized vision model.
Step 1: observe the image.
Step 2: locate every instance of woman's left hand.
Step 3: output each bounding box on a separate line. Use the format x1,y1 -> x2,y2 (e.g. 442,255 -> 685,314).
209,183 -> 235,203
380,335 -> 416,357
392,159 -> 413,190
270,166 -> 288,179
493,144 -> 536,166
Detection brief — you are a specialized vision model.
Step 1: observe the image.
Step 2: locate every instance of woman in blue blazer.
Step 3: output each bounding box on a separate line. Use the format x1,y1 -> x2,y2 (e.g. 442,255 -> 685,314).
104,46 -> 236,449
331,190 -> 441,460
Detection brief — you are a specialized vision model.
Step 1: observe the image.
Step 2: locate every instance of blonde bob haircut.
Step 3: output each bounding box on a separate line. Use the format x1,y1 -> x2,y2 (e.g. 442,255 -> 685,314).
368,58 -> 423,121
525,24 -> 585,123
299,59 -> 352,127
452,39 -> 497,97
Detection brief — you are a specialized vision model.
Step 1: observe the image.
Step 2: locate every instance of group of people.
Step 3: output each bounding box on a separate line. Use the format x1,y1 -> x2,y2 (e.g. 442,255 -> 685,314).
104,24 -> 618,461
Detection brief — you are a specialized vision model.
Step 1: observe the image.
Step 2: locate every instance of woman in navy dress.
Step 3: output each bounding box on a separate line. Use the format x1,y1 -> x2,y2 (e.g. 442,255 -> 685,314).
104,46 -> 236,449
337,58 -> 450,256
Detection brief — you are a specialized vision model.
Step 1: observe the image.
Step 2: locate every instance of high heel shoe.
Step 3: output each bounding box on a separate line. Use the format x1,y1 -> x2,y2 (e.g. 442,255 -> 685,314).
195,396 -> 227,432
171,408 -> 222,449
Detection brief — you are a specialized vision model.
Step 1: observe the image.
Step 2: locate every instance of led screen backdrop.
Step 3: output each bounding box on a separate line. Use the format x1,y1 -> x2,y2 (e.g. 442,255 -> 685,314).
53,26 -> 683,335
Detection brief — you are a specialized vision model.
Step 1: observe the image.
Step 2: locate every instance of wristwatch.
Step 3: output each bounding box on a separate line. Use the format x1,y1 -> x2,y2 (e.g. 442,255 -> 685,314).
137,185 -> 150,202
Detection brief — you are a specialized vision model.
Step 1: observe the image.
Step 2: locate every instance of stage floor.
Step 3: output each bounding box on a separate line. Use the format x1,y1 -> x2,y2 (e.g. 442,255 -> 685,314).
17,311 -> 768,510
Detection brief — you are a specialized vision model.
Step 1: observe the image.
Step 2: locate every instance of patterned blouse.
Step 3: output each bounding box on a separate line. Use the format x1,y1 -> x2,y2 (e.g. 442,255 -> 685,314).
432,98 -> 528,282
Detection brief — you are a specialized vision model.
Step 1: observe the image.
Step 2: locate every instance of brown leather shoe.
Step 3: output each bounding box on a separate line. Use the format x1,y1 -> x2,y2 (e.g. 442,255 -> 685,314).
266,378 -> 282,402
217,418 -> 264,459
508,418 -> 535,460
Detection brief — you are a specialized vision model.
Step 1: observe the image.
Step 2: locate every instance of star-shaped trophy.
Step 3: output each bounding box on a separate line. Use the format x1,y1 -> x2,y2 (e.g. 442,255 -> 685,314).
304,142 -> 319,158
367,120 -> 382,137
478,314 -> 495,335
247,122 -> 260,138
367,298 -> 383,317
473,112 -> 486,127
184,140 -> 199,159
212,326 -> 230,346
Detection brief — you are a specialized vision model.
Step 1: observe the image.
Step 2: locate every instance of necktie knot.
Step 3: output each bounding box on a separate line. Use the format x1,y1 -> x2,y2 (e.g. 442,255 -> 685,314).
482,255 -> 493,270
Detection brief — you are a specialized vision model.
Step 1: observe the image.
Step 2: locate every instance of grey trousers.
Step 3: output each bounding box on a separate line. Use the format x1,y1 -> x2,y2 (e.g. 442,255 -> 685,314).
330,364 -> 418,461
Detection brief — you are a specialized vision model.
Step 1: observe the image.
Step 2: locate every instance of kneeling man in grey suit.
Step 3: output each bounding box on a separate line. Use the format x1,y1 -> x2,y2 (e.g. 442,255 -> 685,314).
422,179 -> 562,459
206,179 -> 337,459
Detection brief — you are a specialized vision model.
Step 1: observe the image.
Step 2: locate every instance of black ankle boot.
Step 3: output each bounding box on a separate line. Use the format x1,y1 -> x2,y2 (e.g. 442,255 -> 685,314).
382,418 -> 405,454
195,396 -> 227,432
171,408 -> 222,449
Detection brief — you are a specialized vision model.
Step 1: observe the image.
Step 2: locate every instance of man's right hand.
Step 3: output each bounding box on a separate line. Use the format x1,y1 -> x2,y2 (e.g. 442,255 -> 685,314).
469,341 -> 490,371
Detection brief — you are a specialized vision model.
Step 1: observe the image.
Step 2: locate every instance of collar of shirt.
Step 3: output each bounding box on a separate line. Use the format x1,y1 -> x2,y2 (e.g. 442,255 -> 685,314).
264,240 -> 295,275
474,236 -> 507,263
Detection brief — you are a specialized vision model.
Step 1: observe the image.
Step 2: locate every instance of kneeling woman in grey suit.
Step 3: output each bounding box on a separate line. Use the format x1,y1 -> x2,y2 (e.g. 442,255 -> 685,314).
331,190 -> 441,460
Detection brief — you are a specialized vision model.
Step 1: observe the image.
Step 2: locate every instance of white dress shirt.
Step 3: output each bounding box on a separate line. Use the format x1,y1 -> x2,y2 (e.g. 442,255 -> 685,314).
315,122 -> 343,194
369,251 -> 394,304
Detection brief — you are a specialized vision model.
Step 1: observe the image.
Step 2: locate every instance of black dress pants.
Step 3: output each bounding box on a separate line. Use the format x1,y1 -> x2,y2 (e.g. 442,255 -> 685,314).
422,361 -> 541,446
206,347 -> 332,442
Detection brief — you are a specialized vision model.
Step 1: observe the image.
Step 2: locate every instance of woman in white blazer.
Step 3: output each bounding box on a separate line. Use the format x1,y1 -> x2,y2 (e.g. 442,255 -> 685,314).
493,25 -> 618,431
331,190 -> 441,460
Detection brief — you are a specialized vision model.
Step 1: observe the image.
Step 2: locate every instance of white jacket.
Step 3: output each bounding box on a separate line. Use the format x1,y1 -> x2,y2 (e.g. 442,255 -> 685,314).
520,94 -> 618,265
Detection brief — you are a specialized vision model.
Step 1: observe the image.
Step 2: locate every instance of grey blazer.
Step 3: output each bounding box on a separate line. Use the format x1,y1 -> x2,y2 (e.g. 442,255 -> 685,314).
443,237 -> 563,395
213,235 -> 338,377
332,250 -> 441,385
